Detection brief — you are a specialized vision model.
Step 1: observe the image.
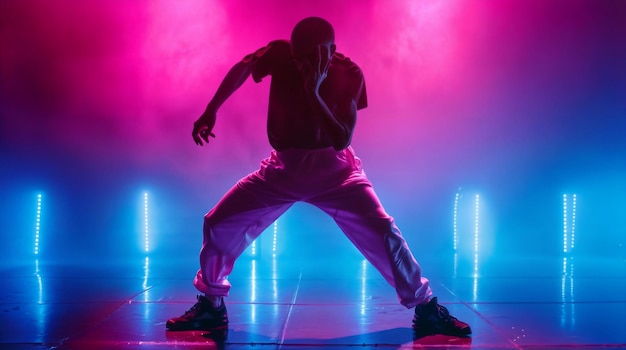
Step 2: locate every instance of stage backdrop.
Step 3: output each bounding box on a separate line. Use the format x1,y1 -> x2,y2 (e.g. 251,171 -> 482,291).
1,0 -> 624,263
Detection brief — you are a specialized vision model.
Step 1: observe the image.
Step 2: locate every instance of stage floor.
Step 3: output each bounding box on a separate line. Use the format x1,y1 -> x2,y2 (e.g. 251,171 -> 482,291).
2,251 -> 625,349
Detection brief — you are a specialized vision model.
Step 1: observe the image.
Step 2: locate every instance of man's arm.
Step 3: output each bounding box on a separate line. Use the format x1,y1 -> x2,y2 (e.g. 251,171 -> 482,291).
192,60 -> 253,146
299,46 -> 361,151
306,91 -> 356,151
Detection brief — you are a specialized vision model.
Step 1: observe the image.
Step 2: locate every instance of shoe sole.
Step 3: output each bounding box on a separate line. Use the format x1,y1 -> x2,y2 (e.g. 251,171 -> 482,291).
166,320 -> 228,331
413,323 -> 472,337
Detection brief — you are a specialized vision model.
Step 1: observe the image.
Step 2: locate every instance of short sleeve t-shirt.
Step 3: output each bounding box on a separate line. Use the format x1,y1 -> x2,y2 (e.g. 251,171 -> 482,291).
242,40 -> 367,151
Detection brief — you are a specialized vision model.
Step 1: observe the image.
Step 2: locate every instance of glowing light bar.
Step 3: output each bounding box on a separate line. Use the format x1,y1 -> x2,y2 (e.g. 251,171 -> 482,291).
272,220 -> 278,256
473,194 -> 479,278
144,192 -> 149,253
571,195 -> 576,250
249,220 -> 278,257
34,194 -> 42,255
562,194 -> 577,253
453,191 -> 460,251
563,194 -> 568,252
250,241 -> 257,256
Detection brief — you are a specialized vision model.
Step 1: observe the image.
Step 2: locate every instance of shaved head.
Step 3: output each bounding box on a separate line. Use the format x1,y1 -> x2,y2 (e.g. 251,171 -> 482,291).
290,17 -> 335,58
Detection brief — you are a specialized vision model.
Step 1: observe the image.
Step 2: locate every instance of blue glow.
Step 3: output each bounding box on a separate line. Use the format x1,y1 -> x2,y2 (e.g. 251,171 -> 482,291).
563,194 -> 568,253
143,192 -> 149,253
561,256 -> 576,327
562,194 -> 577,253
250,240 -> 257,257
272,255 -> 278,306
474,194 -> 480,278
248,219 -> 279,258
272,220 -> 278,256
250,259 -> 257,322
34,259 -> 44,339
453,191 -> 460,251
453,252 -> 458,278
473,275 -> 478,302
35,259 -> 43,304
34,193 -> 42,255
571,195 -> 577,250
360,259 -> 368,316
142,256 -> 150,303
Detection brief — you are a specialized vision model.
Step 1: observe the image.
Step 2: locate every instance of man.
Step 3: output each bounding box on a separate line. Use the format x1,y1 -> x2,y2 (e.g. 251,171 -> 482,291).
166,17 -> 471,337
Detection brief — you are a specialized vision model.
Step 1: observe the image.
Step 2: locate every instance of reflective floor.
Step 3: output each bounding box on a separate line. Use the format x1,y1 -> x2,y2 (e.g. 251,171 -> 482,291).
2,248 -> 626,350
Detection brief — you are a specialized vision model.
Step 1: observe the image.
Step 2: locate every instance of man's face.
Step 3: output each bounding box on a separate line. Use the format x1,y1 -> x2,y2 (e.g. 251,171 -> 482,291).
292,40 -> 336,80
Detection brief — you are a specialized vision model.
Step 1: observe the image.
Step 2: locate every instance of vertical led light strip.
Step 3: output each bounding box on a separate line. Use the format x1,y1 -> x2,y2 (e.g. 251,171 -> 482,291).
570,194 -> 576,251
472,194 -> 480,300
563,194 -> 568,253
453,192 -> 460,251
562,194 -> 577,253
144,192 -> 149,253
34,194 -> 42,255
272,220 -> 278,256
473,194 -> 480,278
250,241 -> 257,257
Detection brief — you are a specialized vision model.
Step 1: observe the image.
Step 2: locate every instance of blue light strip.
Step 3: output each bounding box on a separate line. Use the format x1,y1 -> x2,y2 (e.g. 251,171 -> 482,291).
272,220 -> 278,256
144,192 -> 149,253
562,194 -> 577,253
250,240 -> 257,257
34,194 -> 42,255
453,192 -> 460,251
571,194 -> 576,250
473,194 -> 480,278
563,194 -> 568,253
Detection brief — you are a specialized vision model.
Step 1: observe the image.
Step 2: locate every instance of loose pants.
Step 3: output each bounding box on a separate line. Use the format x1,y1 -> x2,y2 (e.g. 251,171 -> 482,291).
194,146 -> 432,308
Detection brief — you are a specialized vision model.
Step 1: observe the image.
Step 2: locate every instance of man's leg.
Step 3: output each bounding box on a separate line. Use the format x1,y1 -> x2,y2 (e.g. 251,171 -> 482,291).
305,148 -> 471,336
167,182 -> 292,331
308,183 -> 431,307
309,184 -> 470,336
168,151 -> 295,331
194,183 -> 293,297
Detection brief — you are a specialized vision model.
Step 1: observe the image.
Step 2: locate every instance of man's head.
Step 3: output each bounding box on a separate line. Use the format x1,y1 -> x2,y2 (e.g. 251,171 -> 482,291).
291,17 -> 336,79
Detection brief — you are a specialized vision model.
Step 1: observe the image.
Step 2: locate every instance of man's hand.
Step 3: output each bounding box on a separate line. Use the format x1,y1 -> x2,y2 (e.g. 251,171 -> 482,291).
192,112 -> 216,146
296,46 -> 330,93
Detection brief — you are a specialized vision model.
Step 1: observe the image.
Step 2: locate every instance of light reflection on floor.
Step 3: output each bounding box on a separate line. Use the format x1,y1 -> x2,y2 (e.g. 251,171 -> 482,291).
1,247 -> 625,349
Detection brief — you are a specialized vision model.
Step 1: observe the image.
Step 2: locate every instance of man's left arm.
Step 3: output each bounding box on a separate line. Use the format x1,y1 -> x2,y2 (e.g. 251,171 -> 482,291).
307,91 -> 357,151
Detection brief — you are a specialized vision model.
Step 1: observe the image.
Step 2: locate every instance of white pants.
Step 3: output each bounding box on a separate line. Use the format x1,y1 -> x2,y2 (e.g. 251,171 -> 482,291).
194,146 -> 432,308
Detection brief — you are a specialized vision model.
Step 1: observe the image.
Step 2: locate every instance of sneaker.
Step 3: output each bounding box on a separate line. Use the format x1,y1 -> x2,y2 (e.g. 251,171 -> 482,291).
412,297 -> 471,336
166,295 -> 228,331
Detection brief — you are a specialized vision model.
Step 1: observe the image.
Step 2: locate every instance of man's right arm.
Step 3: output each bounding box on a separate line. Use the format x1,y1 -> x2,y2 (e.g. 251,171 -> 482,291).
192,60 -> 253,146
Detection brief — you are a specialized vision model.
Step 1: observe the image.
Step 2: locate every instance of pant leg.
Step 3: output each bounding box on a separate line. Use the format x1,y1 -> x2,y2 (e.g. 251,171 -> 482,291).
194,152 -> 298,296
306,149 -> 432,308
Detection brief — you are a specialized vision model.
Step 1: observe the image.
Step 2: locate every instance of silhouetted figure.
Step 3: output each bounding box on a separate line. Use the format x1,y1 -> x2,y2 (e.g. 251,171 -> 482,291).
167,17 -> 471,337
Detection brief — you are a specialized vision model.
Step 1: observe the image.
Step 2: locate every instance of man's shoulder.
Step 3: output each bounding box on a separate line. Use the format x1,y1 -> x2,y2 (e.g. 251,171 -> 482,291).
330,52 -> 364,80
264,39 -> 291,56
267,39 -> 290,48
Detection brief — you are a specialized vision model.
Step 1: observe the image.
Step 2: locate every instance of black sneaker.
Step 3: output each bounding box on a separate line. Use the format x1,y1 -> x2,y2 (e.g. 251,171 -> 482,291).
412,297 -> 471,336
166,295 -> 228,331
